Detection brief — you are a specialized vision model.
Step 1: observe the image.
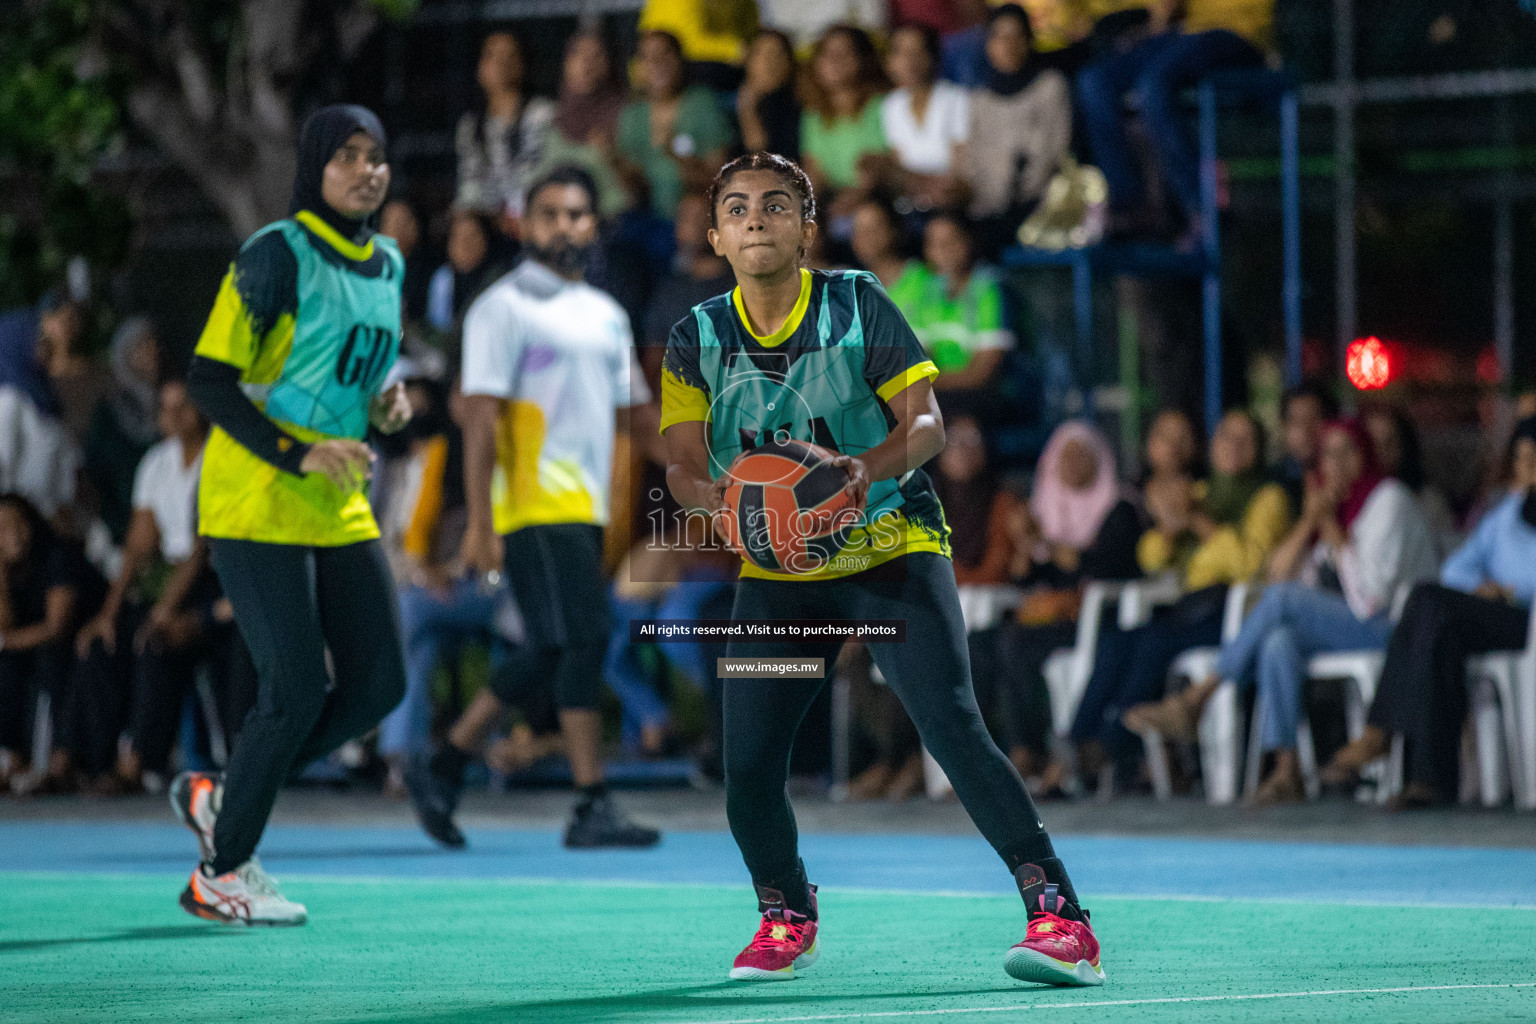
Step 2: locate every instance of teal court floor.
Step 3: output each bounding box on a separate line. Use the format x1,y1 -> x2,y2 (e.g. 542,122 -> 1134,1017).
4,813 -> 1536,1023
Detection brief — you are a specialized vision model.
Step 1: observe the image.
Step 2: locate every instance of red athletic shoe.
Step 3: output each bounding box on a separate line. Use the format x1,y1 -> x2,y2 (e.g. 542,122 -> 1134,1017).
729,884 -> 820,981
1004,865 -> 1105,986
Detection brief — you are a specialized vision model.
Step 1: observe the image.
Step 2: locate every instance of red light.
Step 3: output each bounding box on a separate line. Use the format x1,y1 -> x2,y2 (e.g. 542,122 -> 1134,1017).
1346,336 -> 1391,390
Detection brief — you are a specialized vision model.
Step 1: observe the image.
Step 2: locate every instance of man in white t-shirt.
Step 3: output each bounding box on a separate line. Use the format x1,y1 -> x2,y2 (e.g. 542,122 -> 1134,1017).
76,379 -> 221,790
404,166 -> 663,851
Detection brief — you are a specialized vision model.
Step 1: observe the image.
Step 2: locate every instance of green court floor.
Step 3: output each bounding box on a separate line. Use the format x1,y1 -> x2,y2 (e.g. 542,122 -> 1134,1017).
4,873 -> 1535,1024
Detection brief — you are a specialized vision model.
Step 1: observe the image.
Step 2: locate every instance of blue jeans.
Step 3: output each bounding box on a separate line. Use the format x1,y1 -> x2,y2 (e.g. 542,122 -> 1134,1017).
1215,583 -> 1391,753
1076,29 -> 1263,216
605,578 -> 734,750
1072,603 -> 1223,757
378,578 -> 503,758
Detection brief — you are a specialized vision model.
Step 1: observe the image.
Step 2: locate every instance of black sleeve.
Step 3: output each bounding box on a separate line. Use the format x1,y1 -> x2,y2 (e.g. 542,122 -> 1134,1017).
235,231 -> 300,340
186,356 -> 310,475
856,274 -> 933,399
1079,499 -> 1146,581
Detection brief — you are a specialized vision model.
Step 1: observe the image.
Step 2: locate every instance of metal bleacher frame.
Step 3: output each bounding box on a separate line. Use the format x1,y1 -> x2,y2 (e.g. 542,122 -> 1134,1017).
1002,67 -> 1303,437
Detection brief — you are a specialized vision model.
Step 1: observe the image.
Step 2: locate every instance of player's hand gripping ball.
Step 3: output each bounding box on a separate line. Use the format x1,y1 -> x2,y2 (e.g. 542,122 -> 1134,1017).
717,440 -> 865,575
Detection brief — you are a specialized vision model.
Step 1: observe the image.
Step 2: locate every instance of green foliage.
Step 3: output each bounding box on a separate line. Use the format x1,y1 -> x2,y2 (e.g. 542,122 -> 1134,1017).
369,0 -> 420,20
0,0 -> 126,310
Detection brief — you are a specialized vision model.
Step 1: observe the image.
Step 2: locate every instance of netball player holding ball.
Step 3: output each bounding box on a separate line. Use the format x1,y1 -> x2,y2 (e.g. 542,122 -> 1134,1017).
660,153 -> 1105,986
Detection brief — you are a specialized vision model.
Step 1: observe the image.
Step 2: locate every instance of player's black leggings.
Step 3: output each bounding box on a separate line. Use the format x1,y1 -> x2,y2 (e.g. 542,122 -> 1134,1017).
723,553 -> 1070,913
485,523 -> 607,712
207,538 -> 405,874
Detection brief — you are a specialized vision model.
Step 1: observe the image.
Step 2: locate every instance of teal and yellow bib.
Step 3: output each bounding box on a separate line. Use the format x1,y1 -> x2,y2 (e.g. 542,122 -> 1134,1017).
195,210 -> 403,546
662,268 -> 950,581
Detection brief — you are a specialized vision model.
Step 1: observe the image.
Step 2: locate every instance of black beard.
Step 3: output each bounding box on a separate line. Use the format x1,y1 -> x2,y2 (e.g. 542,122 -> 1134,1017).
530,239 -> 594,276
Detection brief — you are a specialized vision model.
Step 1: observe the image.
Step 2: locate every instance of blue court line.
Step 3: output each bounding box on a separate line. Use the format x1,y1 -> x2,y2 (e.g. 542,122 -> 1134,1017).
5,822 -> 1536,908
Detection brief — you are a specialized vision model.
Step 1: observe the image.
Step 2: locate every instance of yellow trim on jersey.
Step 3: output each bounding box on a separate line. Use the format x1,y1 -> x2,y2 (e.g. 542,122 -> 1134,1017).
875,359 -> 940,403
294,209 -> 375,262
731,268 -> 811,348
659,366 -> 712,432
737,508 -> 952,582
491,399 -> 600,535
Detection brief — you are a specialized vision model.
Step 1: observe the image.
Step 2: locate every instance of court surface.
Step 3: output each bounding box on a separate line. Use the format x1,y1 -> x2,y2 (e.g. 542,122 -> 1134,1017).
5,816 -> 1536,1024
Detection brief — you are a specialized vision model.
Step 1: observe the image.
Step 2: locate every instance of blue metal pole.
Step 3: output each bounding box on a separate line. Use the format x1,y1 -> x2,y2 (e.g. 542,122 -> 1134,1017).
1281,88 -> 1303,387
1199,81 -> 1222,433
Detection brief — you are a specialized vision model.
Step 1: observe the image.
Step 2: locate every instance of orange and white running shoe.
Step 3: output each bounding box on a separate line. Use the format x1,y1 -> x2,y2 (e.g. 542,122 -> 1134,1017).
169,771 -> 221,863
1004,864 -> 1105,986
729,884 -> 820,981
179,857 -> 307,927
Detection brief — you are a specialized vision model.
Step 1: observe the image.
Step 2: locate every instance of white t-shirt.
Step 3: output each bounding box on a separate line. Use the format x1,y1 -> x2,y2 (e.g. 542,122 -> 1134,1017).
461,260 -> 651,536
1308,478 -> 1439,621
132,436 -> 203,562
881,82 -> 970,176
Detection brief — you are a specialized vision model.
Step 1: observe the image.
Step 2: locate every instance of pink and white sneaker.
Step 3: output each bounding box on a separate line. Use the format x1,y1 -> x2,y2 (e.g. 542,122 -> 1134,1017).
1004,864 -> 1105,986
729,884 -> 820,981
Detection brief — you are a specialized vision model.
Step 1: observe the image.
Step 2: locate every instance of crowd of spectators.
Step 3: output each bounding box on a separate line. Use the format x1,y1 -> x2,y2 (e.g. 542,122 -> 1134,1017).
2,1 -> 1534,813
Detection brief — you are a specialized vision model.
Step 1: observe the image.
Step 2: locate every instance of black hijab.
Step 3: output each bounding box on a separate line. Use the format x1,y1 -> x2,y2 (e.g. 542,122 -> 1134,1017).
290,104 -> 388,243
984,4 -> 1042,98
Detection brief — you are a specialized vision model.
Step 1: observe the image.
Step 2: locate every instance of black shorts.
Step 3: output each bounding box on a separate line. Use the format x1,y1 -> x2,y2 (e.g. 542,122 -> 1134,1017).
502,523 -> 608,649
492,522 -> 609,710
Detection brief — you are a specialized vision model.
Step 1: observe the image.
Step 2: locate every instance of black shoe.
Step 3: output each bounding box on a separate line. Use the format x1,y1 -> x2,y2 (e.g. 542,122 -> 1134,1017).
403,752 -> 466,849
562,794 -> 661,849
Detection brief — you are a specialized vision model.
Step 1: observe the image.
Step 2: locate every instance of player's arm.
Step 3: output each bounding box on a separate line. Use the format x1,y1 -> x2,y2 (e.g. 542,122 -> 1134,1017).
659,322 -> 721,512
665,420 -> 727,514
458,392 -> 505,576
833,377 -> 945,508
458,293 -> 519,576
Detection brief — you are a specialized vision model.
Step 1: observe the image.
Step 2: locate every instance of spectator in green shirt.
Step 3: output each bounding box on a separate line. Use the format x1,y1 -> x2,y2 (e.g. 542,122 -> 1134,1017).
800,25 -> 891,223
616,30 -> 735,219
887,210 -> 1015,412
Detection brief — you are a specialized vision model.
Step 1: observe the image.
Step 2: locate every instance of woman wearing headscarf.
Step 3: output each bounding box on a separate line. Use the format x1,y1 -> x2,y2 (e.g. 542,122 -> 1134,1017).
82,317 -> 163,544
1071,410 -> 1289,789
529,30 -> 631,219
176,105 -> 412,925
1324,416 -> 1536,807
0,302 -> 77,521
1125,418 -> 1439,804
960,4 -> 1073,255
997,420 -> 1143,786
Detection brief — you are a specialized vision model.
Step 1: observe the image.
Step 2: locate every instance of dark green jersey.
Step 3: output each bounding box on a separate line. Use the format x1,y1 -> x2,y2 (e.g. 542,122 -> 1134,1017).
662,267 -> 950,580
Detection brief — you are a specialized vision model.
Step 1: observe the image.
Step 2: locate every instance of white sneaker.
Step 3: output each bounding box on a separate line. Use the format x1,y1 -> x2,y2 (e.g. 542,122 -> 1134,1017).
179,858 -> 307,927
170,771 -> 221,863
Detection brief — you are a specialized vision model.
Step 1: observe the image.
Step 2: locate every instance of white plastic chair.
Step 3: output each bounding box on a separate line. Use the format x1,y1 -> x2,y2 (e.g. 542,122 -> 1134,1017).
1041,581 -> 1125,738
1135,582 -> 1253,804
1464,599 -> 1536,810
